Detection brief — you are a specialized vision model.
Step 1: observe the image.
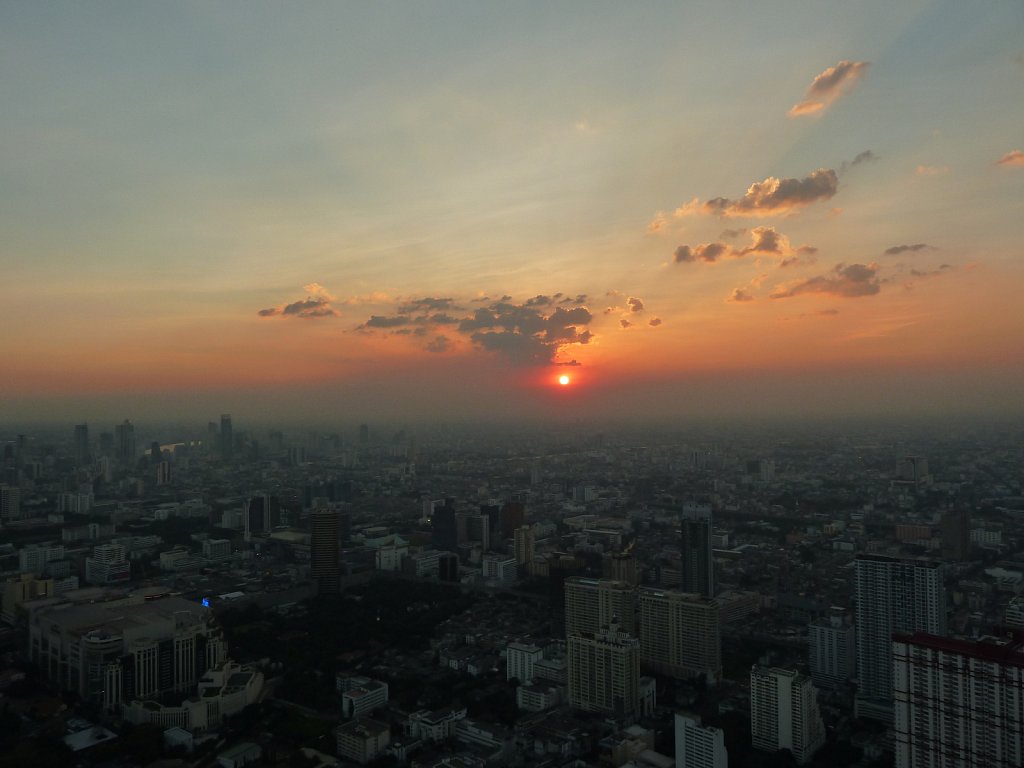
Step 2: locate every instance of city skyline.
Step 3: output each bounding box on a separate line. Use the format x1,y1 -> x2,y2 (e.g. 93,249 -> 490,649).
2,3 -> 1023,424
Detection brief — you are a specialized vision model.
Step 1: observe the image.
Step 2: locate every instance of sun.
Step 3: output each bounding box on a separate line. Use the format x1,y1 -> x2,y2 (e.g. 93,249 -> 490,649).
558,374 -> 571,386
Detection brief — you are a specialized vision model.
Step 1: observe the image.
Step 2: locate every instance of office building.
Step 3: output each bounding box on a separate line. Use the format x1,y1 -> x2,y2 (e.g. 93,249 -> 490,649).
219,414 -> 233,461
73,423 -> 90,466
750,666 -> 824,765
808,607 -> 856,689
513,526 -> 535,566
114,420 -> 135,467
565,577 -> 637,636
568,622 -> 641,720
501,502 -> 525,538
339,676 -> 389,719
603,550 -> 640,586
639,588 -> 721,683
680,503 -> 714,598
893,631 -> 1024,768
855,555 -> 946,721
941,508 -> 971,561
1,485 -> 21,523
243,494 -> 280,539
431,499 -> 458,553
310,507 -> 340,594
675,713 -> 728,768
85,543 -> 131,585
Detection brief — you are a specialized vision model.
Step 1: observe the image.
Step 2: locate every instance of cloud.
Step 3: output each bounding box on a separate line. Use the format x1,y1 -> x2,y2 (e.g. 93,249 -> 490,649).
996,149 -> 1024,167
397,296 -> 457,313
674,226 -> 815,265
840,150 -> 878,174
728,288 -> 755,303
425,335 -> 451,353
770,263 -> 881,299
258,284 -> 341,319
719,228 -> 747,240
884,243 -> 935,255
648,317 -> 662,327
699,169 -> 839,218
620,319 -> 632,328
361,315 -> 412,328
789,60 -> 870,117
627,297 -> 645,313
916,165 -> 949,176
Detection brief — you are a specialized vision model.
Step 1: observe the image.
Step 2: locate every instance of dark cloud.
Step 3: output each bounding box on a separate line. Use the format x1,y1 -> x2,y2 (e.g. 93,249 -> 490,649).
627,296 -> 645,313
425,335 -> 451,353
908,264 -> 953,279
770,263 -> 881,299
840,150 -> 878,174
676,227 -> 815,265
702,169 -> 838,217
554,359 -> 582,367
884,243 -> 935,255
674,242 -> 731,263
258,283 -> 341,319
729,288 -> 755,303
790,60 -> 870,117
429,313 -> 460,325
398,296 -> 457,313
719,228 -> 747,240
648,317 -> 662,327
362,315 -> 412,328
620,319 -> 632,328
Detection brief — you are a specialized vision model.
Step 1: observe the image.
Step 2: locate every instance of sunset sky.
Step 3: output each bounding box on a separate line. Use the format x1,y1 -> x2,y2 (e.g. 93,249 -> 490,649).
2,2 -> 1022,424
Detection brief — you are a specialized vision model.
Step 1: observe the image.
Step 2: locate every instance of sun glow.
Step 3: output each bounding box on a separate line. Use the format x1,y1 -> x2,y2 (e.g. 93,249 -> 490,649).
558,374 -> 571,386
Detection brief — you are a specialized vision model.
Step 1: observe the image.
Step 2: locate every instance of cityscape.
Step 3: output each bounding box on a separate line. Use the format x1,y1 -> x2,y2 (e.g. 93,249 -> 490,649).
2,3 -> 1023,768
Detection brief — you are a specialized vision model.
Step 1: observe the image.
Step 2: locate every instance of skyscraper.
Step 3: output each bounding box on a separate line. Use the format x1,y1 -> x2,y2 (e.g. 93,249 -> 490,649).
568,622 -> 640,720
680,503 -> 713,598
311,507 -> 340,595
73,423 -> 90,467
750,666 -> 825,765
941,508 -> 971,561
430,499 -> 457,553
219,414 -> 233,461
675,713 -> 728,768
855,554 -> 946,721
114,420 -> 135,468
565,578 -> 637,637
808,607 -> 856,690
639,588 -> 721,683
513,526 -> 535,566
893,631 -> 1024,768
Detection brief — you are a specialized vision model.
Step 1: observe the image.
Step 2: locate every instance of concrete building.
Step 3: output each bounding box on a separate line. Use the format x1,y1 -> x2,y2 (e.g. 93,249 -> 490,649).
482,554 -> 518,585
2,574 -> 54,624
855,555 -> 946,721
808,607 -> 855,689
568,622 -> 641,721
639,588 -> 720,683
893,631 -> 1024,768
565,577 -> 637,636
310,507 -> 340,595
674,713 -> 728,768
0,485 -> 21,523
337,717 -> 391,765
85,543 -> 131,585
506,641 -> 544,682
29,596 -> 226,711
750,666 -> 824,766
514,525 -> 535,566
679,503 -> 714,598
339,676 -> 389,719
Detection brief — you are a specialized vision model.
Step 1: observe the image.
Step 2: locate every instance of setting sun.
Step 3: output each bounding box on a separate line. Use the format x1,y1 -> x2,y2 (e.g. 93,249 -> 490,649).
558,374 -> 571,386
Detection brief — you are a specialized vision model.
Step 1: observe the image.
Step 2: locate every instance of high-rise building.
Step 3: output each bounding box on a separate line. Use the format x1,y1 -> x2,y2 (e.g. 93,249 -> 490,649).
639,588 -> 720,683
855,555 -> 946,721
506,641 -> 544,682
941,508 -> 971,561
680,503 -> 713,598
500,502 -> 525,538
674,713 -> 728,768
73,424 -> 90,467
603,551 -> 640,586
893,631 -> 1024,768
565,578 -> 637,637
808,607 -> 856,690
513,526 -> 535,566
114,420 -> 136,467
0,485 -> 21,523
568,622 -> 640,720
243,495 -> 280,539
311,507 -> 340,595
750,666 -> 825,765
431,500 -> 458,553
219,414 -> 233,461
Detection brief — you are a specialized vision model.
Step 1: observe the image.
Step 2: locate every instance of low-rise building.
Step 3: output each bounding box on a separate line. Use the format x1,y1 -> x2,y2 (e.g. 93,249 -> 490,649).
337,717 -> 390,765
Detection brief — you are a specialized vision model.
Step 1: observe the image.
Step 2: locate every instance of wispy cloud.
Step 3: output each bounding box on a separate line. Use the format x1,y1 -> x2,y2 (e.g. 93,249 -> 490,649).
915,165 -> 949,176
884,243 -> 936,255
996,149 -> 1024,167
258,283 -> 342,319
770,263 -> 881,299
789,60 -> 870,117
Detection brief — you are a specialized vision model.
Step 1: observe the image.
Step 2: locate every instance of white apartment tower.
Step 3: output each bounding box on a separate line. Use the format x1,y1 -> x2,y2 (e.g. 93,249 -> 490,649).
808,607 -> 856,689
893,631 -> 1024,768
750,666 -> 825,766
639,588 -> 721,683
506,641 -> 544,682
855,555 -> 946,721
675,713 -> 728,768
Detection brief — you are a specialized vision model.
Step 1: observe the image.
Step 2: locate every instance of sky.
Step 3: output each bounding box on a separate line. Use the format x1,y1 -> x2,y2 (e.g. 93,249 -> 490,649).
2,1 -> 1023,425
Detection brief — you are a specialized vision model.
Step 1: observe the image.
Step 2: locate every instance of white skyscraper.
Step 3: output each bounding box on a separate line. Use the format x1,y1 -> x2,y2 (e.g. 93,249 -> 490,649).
675,713 -> 728,768
893,631 -> 1024,768
506,641 -> 543,682
808,607 -> 856,689
855,555 -> 946,721
750,667 -> 825,766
